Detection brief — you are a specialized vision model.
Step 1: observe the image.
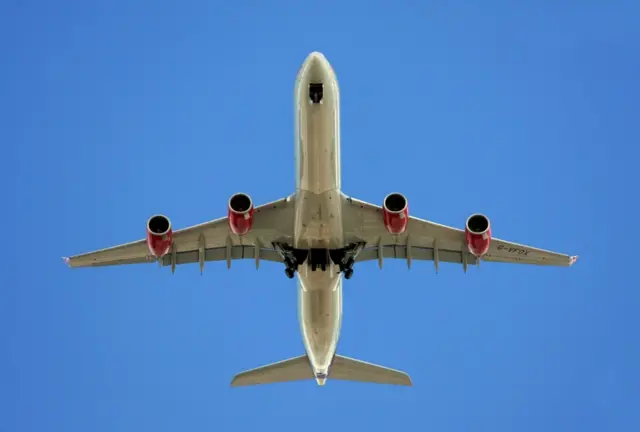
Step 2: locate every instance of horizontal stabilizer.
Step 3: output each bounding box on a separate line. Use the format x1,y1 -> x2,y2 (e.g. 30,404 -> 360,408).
230,355 -> 312,387
329,354 -> 412,386
230,354 -> 412,387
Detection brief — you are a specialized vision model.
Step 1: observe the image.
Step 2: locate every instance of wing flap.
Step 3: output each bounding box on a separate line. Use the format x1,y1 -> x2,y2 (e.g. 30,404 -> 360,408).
356,245 -> 479,266
160,245 -> 283,267
354,243 -> 575,267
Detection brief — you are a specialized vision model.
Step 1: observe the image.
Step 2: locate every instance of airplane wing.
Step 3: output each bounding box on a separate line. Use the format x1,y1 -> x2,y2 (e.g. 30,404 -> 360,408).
64,196 -> 295,270
342,195 -> 578,271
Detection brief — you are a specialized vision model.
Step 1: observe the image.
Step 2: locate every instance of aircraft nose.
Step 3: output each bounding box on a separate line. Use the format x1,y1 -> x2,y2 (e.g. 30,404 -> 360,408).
301,51 -> 333,83
307,51 -> 327,66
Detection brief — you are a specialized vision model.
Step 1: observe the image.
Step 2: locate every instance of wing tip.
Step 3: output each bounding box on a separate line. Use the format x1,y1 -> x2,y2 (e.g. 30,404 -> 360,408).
403,375 -> 413,386
569,255 -> 579,266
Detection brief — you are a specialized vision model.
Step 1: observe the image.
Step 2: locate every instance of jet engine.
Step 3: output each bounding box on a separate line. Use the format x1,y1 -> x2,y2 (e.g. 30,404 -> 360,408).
465,213 -> 492,257
228,193 -> 254,235
146,214 -> 173,258
383,193 -> 409,234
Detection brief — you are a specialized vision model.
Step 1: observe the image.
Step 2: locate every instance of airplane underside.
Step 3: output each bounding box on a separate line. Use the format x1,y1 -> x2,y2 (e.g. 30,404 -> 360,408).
63,51 -> 578,389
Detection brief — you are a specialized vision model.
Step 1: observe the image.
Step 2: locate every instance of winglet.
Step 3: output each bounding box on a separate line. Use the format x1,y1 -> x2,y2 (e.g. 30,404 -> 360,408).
569,255 -> 579,266
62,257 -> 71,267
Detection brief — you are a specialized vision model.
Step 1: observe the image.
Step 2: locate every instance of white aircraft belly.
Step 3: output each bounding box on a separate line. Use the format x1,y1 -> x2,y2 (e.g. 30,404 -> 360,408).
293,52 -> 344,377
298,272 -> 342,373
293,53 -> 343,250
295,66 -> 340,194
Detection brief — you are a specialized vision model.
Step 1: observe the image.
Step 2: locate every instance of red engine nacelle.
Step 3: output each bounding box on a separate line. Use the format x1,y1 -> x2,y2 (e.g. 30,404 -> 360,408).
228,193 -> 254,235
146,214 -> 173,258
383,192 -> 409,234
465,213 -> 492,257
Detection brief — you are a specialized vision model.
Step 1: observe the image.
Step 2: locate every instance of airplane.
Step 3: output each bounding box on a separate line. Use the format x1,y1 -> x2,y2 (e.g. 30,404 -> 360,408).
63,51 -> 578,388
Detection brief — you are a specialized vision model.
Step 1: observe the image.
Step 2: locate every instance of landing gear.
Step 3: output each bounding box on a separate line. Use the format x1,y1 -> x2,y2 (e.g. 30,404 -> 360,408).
274,242 -> 308,280
285,267 -> 295,279
283,255 -> 301,279
309,83 -> 323,104
309,248 -> 330,272
332,242 -> 365,280
273,241 -> 365,280
339,257 -> 355,279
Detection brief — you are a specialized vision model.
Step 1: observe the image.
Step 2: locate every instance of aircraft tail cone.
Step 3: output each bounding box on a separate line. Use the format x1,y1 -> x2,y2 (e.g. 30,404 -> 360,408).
315,372 -> 328,386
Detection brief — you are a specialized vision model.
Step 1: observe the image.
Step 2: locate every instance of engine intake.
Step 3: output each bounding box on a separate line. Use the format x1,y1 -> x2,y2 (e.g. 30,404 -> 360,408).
383,192 -> 409,234
465,213 -> 492,257
146,214 -> 173,258
228,193 -> 254,235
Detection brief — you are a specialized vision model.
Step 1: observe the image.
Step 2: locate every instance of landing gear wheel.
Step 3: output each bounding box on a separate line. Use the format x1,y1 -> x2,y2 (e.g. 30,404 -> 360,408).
285,268 -> 295,279
344,268 -> 354,280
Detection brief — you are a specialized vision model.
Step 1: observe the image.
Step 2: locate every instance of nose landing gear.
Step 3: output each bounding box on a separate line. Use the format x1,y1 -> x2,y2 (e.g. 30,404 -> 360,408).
309,83 -> 323,104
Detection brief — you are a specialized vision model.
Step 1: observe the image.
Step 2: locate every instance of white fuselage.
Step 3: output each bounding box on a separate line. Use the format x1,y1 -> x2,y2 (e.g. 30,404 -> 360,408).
294,52 -> 343,380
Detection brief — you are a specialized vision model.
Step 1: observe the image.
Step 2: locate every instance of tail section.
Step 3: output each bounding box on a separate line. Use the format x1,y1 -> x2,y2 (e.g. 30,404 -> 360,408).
230,354 -> 412,387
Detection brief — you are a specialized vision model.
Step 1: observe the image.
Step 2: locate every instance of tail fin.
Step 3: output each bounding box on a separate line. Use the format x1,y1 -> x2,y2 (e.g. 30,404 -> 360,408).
329,354 -> 412,386
230,354 -> 412,387
230,355 -> 312,387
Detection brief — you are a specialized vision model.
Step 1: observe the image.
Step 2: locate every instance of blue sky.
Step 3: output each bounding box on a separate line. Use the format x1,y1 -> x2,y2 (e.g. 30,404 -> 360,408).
1,0 -> 638,431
